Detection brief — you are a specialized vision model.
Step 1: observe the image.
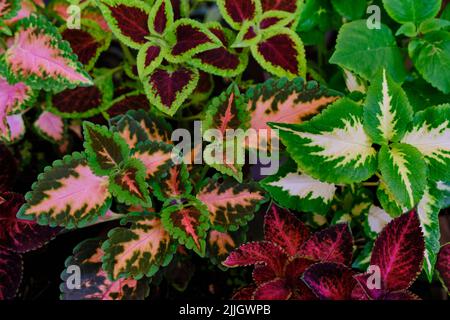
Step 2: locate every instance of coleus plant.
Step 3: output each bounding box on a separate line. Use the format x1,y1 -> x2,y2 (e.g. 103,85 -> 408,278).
224,205 -> 426,300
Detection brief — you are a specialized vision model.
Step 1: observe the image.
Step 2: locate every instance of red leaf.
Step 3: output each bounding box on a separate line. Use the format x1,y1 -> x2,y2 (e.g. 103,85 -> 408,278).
219,0 -> 258,28
264,205 -> 310,257
151,0 -> 170,34
370,210 -> 424,292
223,241 -> 288,277
0,144 -> 17,192
437,244 -> 450,292
232,285 -> 256,300
382,291 -> 420,300
253,278 -> 291,300
0,246 -> 22,300
0,192 -> 60,253
298,224 -> 353,265
50,86 -> 102,116
106,94 -> 150,117
253,264 -> 276,284
261,0 -> 298,13
303,263 -> 357,300
284,257 -> 315,287
193,47 -> 241,71
61,28 -> 100,67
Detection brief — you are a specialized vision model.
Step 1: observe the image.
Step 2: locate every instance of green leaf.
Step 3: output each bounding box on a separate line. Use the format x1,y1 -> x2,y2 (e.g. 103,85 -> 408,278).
102,212 -> 176,280
17,152 -> 111,229
260,160 -> 336,214
409,31 -> 450,94
83,122 -> 130,176
401,103 -> 450,182
331,0 -> 366,20
330,20 -> 406,83
396,22 -> 417,37
352,241 -> 374,271
270,98 -> 378,184
403,78 -> 450,113
108,158 -> 151,207
378,143 -> 427,209
377,181 -> 406,217
363,69 -> 413,145
419,18 -> 450,34
382,0 -> 442,24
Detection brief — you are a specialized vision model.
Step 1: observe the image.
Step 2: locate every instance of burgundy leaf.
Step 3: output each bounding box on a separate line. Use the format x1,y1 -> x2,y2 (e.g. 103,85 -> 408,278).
264,205 -> 310,257
253,278 -> 291,300
260,17 -> 283,30
106,93 -> 150,117
150,0 -> 171,35
261,0 -> 298,13
382,291 -> 420,300
169,21 -> 217,58
218,0 -> 259,29
253,264 -> 276,284
0,144 -> 16,192
0,192 -> 61,253
193,47 -> 241,72
370,210 -> 424,292
0,246 -> 22,300
284,257 -> 315,288
61,28 -> 101,68
50,86 -> 102,116
299,224 -> 353,265
223,241 -> 288,276
232,285 -> 256,300
437,243 -> 450,292
303,263 -> 357,300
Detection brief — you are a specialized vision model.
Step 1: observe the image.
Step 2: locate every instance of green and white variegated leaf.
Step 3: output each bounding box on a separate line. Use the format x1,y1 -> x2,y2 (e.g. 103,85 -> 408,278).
102,212 -> 176,280
417,183 -> 442,282
363,69 -> 413,144
260,160 -> 336,214
108,158 -> 151,207
378,143 -> 427,209
377,181 -> 406,217
401,103 -> 450,182
331,211 -> 352,225
83,122 -> 130,176
352,241 -> 374,271
269,98 -> 378,184
363,205 -> 393,239
437,181 -> 450,209
17,152 -> 111,229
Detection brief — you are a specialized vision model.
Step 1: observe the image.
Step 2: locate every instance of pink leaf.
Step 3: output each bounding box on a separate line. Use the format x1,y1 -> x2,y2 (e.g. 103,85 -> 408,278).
34,111 -> 65,143
253,278 -> 291,300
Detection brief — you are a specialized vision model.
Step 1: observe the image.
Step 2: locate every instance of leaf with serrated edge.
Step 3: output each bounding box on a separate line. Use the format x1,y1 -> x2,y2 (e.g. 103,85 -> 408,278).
111,114 -> 148,150
137,42 -> 165,78
217,0 -> 261,30
33,111 -> 66,144
132,141 -> 174,180
364,205 -> 393,239
151,162 -> 192,202
148,0 -> 173,35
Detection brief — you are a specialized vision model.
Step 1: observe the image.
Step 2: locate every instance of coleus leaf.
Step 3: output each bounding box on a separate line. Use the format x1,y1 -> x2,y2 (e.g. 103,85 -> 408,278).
436,243 -> 450,294
363,205 -> 393,239
170,0 -> 189,20
189,23 -> 249,77
122,109 -> 172,144
83,122 -> 130,176
0,14 -> 92,91
33,111 -> 66,144
165,18 -> 223,63
132,141 -> 174,180
253,278 -> 292,300
261,160 -> 336,214
298,224 -> 354,266
3,113 -> 25,144
260,0 -> 300,13
0,0 -> 20,20
151,162 -> 192,202
217,0 -> 262,30
61,238 -> 150,300
17,152 -> 112,229
258,10 -> 293,30
232,285 -> 257,300
197,176 -> 266,232
60,20 -> 112,71
207,229 -> 246,268
111,114 -> 148,150
270,98 -> 378,184
0,143 -> 16,192
109,158 -> 151,207
148,0 -> 173,35
303,262 -> 357,300
0,246 -> 22,300
141,65 -> 199,116
356,210 -> 424,299
401,103 -> 450,182
363,69 -> 413,145
46,71 -> 113,118
137,42 -> 165,77
251,28 -> 306,79
378,143 -> 427,209
96,0 -> 151,49
246,77 -> 341,144
263,205 -> 310,257
102,212 -> 176,280
190,71 -> 214,105
103,93 -> 151,118
0,192 -> 60,252
233,21 -> 261,48
376,181 -> 405,217
161,197 -> 210,256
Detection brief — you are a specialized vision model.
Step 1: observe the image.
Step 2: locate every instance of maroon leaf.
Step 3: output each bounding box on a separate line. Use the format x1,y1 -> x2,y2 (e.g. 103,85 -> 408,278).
264,205 -> 310,257
253,264 -> 276,284
261,0 -> 299,13
253,278 -> 291,300
0,246 -> 22,300
284,257 -> 315,287
437,243 -> 450,292
298,224 -> 353,265
0,192 -> 60,253
303,263 -> 357,300
0,144 -> 16,192
62,29 -> 100,66
232,285 -> 256,300
218,0 -> 259,29
370,210 -> 424,292
382,291 -> 420,300
105,93 -> 150,118
223,241 -> 288,277
149,0 -> 172,35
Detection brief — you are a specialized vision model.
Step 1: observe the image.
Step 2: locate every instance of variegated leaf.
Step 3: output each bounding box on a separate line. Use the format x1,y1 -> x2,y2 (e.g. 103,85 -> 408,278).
102,213 -> 176,280
207,229 -> 246,268
148,0 -> 173,36
33,111 -> 66,144
151,162 -> 192,202
17,152 -> 111,228
83,122 -> 129,176
61,238 -> 149,300
217,0 -> 261,30
363,205 -> 393,239
0,0 -> 20,20
378,143 -> 427,209
137,42 -> 165,77
401,103 -> 450,181
3,113 -> 25,144
103,93 -> 150,118
261,160 -> 336,214
376,181 -> 406,218
363,69 -> 413,144
0,15 -> 92,91
122,109 -> 172,144
132,141 -> 174,180
197,176 -> 266,232
270,98 -> 378,184
111,114 -> 148,150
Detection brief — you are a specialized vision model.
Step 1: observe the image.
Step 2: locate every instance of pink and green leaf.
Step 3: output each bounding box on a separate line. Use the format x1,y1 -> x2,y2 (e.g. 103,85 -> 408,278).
17,152 -> 112,229
111,114 -> 148,150
148,0 -> 173,35
0,15 -> 92,91
121,109 -> 173,143
96,0 -> 151,49
83,122 -> 129,176
0,246 -> 22,300
33,111 -> 66,144
2,113 -> 25,144
61,238 -> 150,300
197,175 -> 266,231
0,0 -> 20,20
217,0 -> 262,30
207,229 -> 246,268
151,162 -> 192,202
132,140 -> 174,180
